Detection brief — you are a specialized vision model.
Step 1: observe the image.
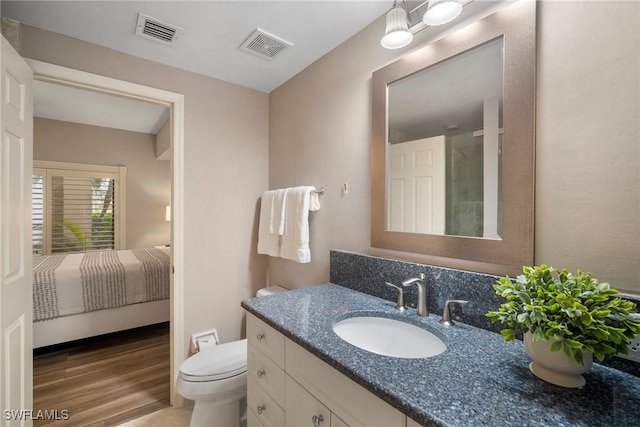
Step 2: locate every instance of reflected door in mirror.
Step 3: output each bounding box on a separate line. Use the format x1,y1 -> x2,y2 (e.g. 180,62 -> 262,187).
387,136 -> 445,234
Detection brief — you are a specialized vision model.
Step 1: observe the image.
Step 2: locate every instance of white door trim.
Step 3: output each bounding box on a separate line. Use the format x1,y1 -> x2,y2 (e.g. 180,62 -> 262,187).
26,59 -> 185,405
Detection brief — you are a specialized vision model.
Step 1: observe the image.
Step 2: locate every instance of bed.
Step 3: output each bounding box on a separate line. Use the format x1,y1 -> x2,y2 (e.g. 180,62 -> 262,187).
32,247 -> 171,348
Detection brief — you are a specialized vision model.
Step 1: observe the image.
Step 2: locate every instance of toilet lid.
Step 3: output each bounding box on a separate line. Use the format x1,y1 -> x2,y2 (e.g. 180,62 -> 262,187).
180,339 -> 247,382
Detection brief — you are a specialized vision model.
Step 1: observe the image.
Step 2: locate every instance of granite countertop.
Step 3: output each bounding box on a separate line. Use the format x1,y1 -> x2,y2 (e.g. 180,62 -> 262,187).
241,284 -> 640,427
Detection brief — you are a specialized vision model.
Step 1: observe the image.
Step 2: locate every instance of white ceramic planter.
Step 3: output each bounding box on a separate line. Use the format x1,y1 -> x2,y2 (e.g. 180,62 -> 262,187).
523,331 -> 593,388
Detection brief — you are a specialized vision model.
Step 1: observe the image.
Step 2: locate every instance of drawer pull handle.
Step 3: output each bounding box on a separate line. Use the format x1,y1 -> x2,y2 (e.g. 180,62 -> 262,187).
312,414 -> 324,427
257,405 -> 265,415
256,332 -> 265,341
256,369 -> 266,379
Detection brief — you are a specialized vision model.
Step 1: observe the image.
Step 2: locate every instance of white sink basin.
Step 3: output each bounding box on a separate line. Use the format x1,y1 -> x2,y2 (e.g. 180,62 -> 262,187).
332,316 -> 446,359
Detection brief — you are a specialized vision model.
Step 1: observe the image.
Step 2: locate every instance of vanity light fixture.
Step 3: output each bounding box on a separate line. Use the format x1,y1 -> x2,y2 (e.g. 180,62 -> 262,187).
381,1 -> 413,49
423,0 -> 463,26
381,0 -> 467,50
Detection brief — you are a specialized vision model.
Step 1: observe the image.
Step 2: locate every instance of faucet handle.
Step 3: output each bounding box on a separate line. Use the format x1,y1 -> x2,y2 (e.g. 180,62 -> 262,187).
439,300 -> 469,326
385,282 -> 406,311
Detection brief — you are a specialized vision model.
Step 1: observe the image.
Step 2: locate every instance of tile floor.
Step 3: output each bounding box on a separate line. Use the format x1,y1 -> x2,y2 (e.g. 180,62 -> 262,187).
115,407 -> 193,427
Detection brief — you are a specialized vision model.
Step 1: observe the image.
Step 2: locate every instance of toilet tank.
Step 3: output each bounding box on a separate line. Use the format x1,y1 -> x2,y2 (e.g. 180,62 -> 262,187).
256,286 -> 287,298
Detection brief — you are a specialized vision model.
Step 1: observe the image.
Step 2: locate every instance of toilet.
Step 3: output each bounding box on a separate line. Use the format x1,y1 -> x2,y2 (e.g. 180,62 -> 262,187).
177,286 -> 286,427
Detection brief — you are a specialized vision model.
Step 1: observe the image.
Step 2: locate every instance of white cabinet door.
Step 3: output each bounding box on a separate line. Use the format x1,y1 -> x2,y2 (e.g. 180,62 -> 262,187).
285,339 -> 404,427
285,375 -> 330,427
1,34 -> 34,425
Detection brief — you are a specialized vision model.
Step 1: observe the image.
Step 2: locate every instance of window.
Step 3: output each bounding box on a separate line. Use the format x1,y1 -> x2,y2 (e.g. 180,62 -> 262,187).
32,161 -> 126,255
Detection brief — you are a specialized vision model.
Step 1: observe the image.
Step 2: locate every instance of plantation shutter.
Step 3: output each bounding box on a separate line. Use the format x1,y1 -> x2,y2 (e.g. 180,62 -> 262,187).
32,168 -> 45,255
32,162 -> 125,255
48,169 -> 117,253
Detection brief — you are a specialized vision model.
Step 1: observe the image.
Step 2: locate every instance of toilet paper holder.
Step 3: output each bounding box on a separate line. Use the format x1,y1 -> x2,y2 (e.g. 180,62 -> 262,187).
190,328 -> 220,353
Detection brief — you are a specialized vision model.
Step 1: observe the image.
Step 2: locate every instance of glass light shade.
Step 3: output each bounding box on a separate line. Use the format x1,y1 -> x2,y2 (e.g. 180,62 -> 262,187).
381,4 -> 413,49
423,0 -> 463,26
165,205 -> 171,222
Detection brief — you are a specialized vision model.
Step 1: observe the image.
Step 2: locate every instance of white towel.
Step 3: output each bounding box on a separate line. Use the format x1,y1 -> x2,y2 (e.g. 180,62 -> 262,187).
269,188 -> 290,235
257,189 -> 287,256
280,186 -> 321,263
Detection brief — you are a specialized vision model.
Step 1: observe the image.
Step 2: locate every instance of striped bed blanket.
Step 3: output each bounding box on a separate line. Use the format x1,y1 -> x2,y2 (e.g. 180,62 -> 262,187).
32,247 -> 170,322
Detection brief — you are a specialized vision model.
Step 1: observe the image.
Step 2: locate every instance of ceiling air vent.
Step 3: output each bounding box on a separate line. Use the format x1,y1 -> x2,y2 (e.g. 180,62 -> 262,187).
135,13 -> 183,46
240,29 -> 293,61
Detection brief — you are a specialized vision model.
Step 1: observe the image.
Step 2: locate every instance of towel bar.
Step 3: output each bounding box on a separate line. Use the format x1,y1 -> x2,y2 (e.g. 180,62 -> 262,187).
314,187 -> 325,196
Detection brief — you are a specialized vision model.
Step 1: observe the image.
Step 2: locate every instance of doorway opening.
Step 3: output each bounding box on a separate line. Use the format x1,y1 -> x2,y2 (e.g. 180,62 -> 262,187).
28,59 -> 185,414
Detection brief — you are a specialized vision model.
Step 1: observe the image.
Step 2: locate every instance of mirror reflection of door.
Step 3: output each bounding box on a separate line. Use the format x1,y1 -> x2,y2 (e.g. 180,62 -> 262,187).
386,37 -> 503,239
387,136 -> 445,234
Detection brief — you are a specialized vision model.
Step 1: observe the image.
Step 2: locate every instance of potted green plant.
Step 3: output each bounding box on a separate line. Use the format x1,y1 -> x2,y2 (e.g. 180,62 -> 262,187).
487,265 -> 640,388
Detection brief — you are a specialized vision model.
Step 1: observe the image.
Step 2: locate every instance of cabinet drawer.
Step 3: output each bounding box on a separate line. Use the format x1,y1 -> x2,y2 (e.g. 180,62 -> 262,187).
248,377 -> 285,427
285,339 -> 404,427
247,406 -> 265,427
247,313 -> 285,368
248,342 -> 285,407
285,375 -> 330,427
331,414 -> 350,427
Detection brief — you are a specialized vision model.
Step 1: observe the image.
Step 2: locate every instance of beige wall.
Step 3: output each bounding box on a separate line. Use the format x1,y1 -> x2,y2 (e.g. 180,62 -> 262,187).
535,0 -> 639,293
268,1 -> 640,294
18,25 -> 269,350
34,117 -> 171,249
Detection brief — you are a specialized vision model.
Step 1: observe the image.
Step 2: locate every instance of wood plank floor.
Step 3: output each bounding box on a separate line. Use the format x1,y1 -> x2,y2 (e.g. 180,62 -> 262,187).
33,323 -> 170,427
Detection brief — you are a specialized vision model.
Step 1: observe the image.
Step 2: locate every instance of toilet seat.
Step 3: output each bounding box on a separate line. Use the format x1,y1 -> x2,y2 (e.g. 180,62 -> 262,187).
179,339 -> 247,383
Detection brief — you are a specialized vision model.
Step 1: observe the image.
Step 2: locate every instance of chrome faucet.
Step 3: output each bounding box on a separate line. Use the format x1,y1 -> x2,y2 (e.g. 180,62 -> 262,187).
401,273 -> 428,316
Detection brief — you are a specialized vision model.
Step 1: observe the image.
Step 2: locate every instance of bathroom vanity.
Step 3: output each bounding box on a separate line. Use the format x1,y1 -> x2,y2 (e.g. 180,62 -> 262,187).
246,313 -> 405,427
242,284 -> 640,427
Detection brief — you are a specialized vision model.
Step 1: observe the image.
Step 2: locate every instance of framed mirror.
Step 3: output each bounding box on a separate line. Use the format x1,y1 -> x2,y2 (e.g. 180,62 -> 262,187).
372,0 -> 536,268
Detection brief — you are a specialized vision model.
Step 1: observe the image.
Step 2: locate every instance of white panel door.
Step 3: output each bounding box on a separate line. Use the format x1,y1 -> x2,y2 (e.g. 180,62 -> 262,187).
388,136 -> 445,234
0,35 -> 34,426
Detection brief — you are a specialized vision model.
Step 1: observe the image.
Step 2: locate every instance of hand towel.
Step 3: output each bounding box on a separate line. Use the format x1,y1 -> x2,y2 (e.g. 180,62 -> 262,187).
257,189 -> 286,256
280,186 -> 321,263
269,187 -> 290,235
